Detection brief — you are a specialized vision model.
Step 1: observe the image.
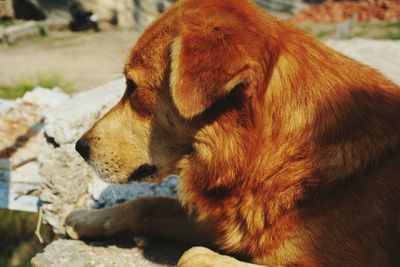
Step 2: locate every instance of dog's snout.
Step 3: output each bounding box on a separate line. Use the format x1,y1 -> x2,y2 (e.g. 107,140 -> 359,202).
75,138 -> 90,161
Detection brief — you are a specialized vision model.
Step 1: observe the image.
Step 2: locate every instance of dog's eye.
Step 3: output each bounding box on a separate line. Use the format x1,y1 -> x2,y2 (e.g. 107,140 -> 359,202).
126,79 -> 137,93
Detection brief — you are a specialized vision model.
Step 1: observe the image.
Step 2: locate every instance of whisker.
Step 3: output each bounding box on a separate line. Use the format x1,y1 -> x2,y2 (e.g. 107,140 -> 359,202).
110,183 -> 118,200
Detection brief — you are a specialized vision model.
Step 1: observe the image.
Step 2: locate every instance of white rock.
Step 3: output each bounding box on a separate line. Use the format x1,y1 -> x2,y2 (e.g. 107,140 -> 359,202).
0,87 -> 69,212
44,79 -> 125,145
31,239 -> 184,267
0,99 -> 14,114
22,87 -> 70,110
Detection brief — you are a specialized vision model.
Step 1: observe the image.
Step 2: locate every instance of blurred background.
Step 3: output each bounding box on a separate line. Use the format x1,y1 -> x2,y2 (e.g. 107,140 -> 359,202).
0,0 -> 399,266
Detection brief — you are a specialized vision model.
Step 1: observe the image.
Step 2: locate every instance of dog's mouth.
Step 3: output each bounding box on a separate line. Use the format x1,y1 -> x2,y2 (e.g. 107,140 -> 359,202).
128,164 -> 158,182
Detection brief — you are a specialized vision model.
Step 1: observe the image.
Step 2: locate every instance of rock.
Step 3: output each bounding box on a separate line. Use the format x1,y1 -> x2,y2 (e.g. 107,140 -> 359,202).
0,87 -> 69,212
31,239 -> 186,267
1,21 -> 40,44
43,79 -> 124,145
39,79 -> 178,234
0,0 -> 14,19
79,0 -> 135,29
0,19 -> 70,45
0,87 -> 67,152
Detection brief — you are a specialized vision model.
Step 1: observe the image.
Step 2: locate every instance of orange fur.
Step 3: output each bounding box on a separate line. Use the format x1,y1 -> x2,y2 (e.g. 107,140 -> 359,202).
76,0 -> 400,266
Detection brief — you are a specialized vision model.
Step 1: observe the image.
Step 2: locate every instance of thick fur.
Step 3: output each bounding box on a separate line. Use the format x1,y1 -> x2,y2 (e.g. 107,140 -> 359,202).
66,0 -> 400,266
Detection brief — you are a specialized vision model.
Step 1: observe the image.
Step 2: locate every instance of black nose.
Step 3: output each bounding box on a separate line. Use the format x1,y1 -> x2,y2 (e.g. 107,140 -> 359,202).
75,138 -> 90,161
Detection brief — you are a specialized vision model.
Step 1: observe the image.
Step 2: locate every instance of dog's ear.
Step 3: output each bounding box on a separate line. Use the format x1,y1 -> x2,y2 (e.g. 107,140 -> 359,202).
170,19 -> 258,119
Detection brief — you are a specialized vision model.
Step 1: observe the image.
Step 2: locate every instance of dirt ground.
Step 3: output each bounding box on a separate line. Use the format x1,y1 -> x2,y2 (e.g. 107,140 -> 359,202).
0,30 -> 139,92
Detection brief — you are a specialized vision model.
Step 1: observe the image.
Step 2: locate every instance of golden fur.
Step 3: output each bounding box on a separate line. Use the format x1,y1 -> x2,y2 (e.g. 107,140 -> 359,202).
66,0 -> 400,266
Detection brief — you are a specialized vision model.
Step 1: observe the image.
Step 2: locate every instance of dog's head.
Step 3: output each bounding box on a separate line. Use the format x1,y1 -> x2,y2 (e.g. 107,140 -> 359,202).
75,0 -> 275,184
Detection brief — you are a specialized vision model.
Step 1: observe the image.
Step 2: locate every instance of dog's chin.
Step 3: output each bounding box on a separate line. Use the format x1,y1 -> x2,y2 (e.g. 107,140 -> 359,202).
95,173 -> 129,184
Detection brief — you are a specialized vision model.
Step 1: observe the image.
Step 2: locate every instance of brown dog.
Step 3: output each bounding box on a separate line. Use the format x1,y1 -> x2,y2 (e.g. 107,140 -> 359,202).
65,0 -> 400,266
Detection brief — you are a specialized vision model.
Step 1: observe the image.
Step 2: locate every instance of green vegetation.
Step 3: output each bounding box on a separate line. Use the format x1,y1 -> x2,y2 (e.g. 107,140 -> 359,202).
299,20 -> 400,40
0,73 -> 73,100
385,21 -> 400,28
0,20 -> 13,28
302,25 -> 335,39
38,25 -> 47,38
0,209 -> 53,267
382,33 -> 400,40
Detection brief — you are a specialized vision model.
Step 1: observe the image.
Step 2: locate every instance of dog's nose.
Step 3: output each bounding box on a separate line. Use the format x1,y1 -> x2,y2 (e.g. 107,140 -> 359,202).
75,138 -> 90,161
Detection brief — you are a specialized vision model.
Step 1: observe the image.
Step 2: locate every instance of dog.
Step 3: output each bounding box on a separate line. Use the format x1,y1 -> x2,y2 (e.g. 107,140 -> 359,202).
65,0 -> 400,266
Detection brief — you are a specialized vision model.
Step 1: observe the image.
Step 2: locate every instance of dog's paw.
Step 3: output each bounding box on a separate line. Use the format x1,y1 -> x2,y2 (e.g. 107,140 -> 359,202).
177,246 -> 242,267
64,208 -> 121,239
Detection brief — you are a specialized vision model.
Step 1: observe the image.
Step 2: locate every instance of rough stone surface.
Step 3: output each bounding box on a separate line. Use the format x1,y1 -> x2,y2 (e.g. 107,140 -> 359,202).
0,87 -> 68,152
0,0 -> 14,19
31,239 -> 187,267
0,88 -> 69,212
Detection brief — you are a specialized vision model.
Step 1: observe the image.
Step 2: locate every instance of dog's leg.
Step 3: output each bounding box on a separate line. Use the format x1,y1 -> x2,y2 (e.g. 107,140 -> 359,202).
65,197 -> 264,266
178,247 -> 265,267
64,196 -> 214,245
